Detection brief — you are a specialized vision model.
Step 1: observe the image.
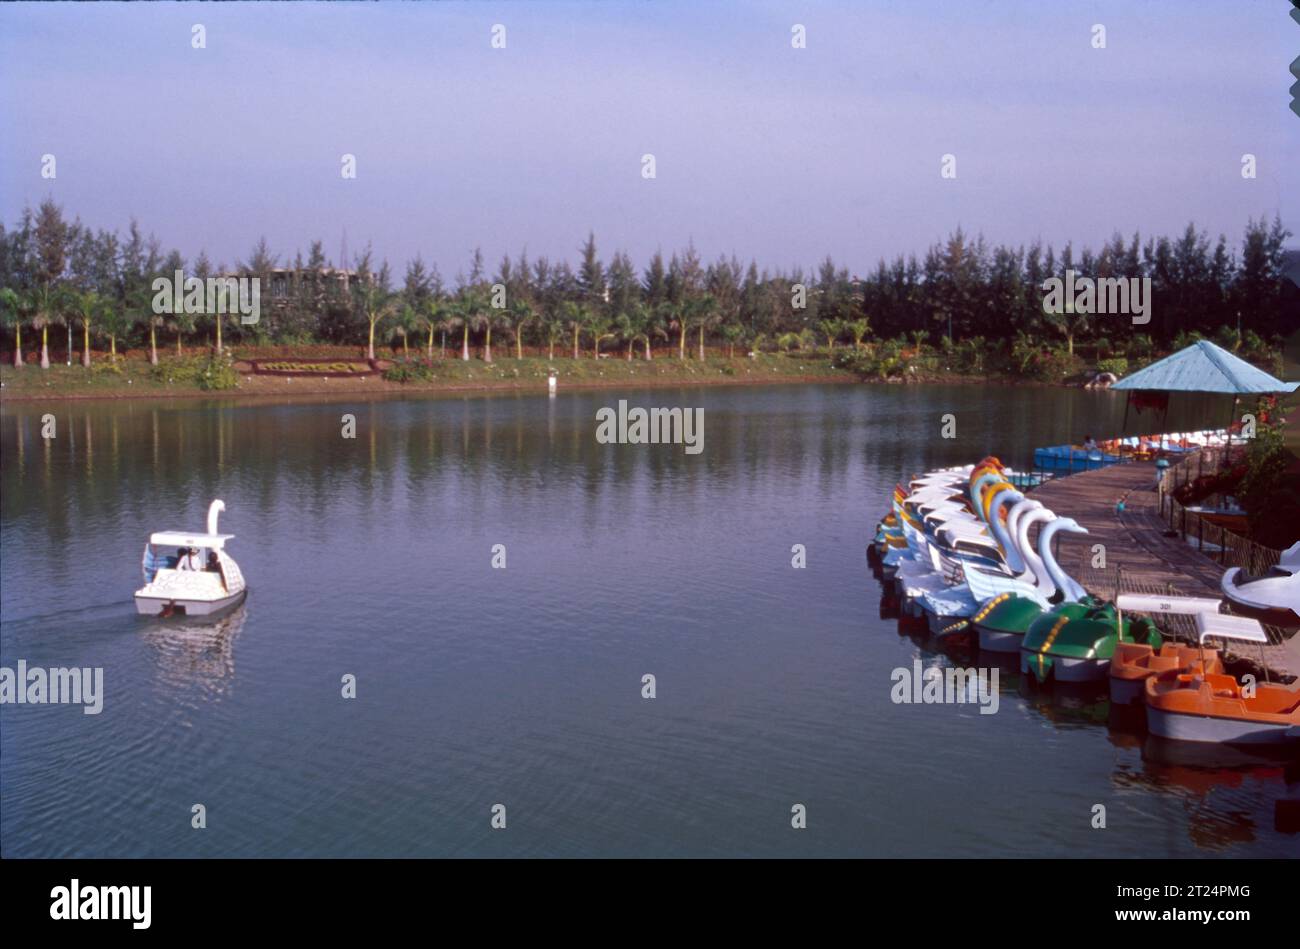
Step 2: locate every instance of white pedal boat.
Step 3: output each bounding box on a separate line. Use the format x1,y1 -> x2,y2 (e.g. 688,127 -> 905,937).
135,500 -> 247,617
1219,541 -> 1300,630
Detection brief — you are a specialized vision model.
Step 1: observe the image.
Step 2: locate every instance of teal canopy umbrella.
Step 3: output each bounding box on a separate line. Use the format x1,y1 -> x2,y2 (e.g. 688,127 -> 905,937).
1111,340 -> 1298,440
1112,339 -> 1299,395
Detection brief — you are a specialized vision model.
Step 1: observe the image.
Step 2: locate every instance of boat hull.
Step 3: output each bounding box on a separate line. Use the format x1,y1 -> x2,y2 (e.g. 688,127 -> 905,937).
976,626 -> 1023,653
923,605 -> 970,636
1108,675 -> 1146,705
1146,704 -> 1299,745
1020,651 -> 1110,683
135,587 -> 247,618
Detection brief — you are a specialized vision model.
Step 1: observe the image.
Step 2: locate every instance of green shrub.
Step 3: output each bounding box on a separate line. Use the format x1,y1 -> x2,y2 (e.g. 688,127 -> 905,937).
150,353 -> 239,390
1021,346 -> 1075,382
150,355 -> 203,385
1239,398 -> 1296,546
197,353 -> 239,390
383,360 -> 436,383
833,341 -> 910,380
1125,334 -> 1155,360
1096,357 -> 1128,377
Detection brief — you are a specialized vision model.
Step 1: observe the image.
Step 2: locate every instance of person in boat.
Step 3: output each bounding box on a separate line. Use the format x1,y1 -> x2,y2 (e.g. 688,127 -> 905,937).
206,551 -> 220,572
1083,434 -> 1098,452
177,547 -> 202,571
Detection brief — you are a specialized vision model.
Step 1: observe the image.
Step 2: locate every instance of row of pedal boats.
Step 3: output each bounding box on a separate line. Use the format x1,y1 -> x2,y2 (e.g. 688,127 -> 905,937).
868,458 -> 1300,747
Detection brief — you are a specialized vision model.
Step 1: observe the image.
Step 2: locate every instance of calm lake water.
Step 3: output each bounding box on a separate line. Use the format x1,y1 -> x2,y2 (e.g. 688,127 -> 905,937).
1,383 -> 1292,857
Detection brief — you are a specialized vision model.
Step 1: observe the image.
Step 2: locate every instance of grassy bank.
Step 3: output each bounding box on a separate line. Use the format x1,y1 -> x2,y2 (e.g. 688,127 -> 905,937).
0,349 -> 864,402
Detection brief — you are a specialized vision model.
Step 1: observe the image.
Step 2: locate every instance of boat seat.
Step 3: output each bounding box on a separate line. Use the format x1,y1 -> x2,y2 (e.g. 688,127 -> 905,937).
1202,673 -> 1242,698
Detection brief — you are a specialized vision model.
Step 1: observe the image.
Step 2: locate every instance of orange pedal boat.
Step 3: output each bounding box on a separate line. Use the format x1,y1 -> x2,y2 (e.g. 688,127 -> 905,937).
1145,671 -> 1300,745
1109,642 -> 1222,706
1143,614 -> 1300,745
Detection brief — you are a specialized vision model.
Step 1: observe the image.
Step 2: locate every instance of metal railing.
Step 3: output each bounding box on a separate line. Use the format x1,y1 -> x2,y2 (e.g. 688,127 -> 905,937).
1156,445 -> 1281,576
1075,563 -> 1290,666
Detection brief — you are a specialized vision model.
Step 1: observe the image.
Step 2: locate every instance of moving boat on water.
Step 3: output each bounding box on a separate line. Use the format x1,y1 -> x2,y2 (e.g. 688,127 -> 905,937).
1220,541 -> 1300,630
135,500 -> 247,617
1145,614 -> 1300,745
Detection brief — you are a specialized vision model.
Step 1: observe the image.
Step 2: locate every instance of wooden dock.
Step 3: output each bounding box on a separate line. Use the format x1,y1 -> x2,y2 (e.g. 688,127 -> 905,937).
1031,462 -> 1298,681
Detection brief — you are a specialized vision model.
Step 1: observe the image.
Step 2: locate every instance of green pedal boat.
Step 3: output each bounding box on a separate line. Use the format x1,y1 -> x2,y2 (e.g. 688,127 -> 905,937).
1020,601 -> 1163,684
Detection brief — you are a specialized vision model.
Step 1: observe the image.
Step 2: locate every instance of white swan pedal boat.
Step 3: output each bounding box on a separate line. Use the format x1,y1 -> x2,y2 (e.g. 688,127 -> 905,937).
1219,541 -> 1300,630
134,500 -> 247,617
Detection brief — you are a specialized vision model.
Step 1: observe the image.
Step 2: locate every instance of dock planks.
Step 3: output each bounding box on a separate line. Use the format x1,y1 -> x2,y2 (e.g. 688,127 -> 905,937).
1031,462 -> 1297,680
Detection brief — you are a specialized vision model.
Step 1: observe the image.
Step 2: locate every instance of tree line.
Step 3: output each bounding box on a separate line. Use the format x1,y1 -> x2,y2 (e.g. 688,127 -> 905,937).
0,199 -> 1292,369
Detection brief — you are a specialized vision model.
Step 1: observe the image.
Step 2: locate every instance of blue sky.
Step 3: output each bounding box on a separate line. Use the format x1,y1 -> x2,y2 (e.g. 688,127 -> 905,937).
1,1 -> 1295,277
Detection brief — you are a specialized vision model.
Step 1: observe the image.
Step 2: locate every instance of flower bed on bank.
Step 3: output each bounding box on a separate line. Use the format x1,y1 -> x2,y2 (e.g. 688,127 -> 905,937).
243,357 -> 386,377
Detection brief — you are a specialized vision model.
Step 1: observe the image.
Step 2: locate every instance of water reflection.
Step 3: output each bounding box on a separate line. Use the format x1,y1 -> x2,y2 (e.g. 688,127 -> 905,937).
1,386 -> 1289,857
139,604 -> 247,709
871,557 -> 1290,850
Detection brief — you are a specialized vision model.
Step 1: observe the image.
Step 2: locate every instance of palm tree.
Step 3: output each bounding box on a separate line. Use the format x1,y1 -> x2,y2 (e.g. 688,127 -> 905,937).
356,279 -> 396,361
847,318 -> 870,350
721,323 -> 744,359
1044,298 -> 1086,357
444,302 -> 469,361
74,290 -> 104,367
208,283 -> 233,356
422,299 -> 449,360
543,310 -> 563,361
146,310 -> 163,365
30,283 -> 66,370
428,300 -> 456,359
584,310 -> 613,358
101,300 -> 130,363
125,283 -> 162,365
665,301 -> 688,360
680,295 -> 717,360
393,303 -> 421,357
614,308 -> 643,361
562,301 -> 587,360
470,307 -> 499,363
627,301 -> 668,360
818,318 -> 843,352
171,307 -> 196,357
456,288 -> 489,360
1,287 -> 30,368
508,299 -> 533,359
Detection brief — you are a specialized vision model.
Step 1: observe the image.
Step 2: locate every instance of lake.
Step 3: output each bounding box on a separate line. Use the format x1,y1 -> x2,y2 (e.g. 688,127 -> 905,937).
1,383 -> 1291,857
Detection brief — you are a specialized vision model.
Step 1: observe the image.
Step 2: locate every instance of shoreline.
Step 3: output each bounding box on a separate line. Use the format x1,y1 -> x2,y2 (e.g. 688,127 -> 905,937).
0,369 -> 855,405
0,362 -> 1055,406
